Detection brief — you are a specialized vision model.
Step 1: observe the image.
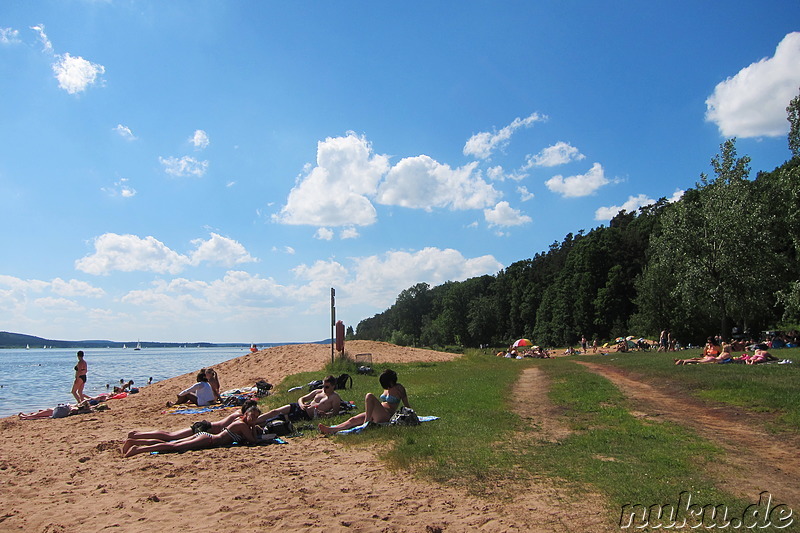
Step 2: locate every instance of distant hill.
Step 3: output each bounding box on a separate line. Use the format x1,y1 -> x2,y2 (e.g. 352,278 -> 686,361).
0,331 -> 330,349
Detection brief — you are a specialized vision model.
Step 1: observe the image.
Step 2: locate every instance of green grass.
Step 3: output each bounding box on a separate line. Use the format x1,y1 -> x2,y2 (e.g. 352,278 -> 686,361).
258,350 -> 792,528
572,347 -> 800,432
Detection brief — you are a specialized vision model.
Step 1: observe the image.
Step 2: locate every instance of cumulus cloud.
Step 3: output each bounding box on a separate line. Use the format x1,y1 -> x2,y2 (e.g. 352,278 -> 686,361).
75,233 -> 255,275
191,129 -> 210,150
273,133 -> 389,227
188,233 -> 257,267
30,24 -> 105,94
706,32 -> 800,138
463,112 -> 546,159
50,278 -> 106,298
340,227 -> 359,239
53,53 -> 105,94
114,124 -> 137,141
486,165 -> 527,182
160,155 -> 209,177
315,228 -> 334,240
668,189 -> 685,203
545,162 -> 609,198
1,27 -> 21,45
348,248 -> 504,305
484,201 -> 532,227
594,194 -> 656,221
525,141 -> 585,168
517,185 -> 535,202
377,156 -> 500,211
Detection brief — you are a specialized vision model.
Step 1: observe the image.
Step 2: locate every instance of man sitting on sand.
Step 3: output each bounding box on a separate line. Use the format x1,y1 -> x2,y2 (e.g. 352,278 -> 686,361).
167,371 -> 216,407
257,375 -> 342,424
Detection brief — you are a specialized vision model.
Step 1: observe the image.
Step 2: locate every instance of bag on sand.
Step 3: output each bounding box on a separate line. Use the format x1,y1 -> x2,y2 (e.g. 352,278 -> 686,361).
51,404 -> 72,418
390,407 -> 420,426
263,414 -> 294,437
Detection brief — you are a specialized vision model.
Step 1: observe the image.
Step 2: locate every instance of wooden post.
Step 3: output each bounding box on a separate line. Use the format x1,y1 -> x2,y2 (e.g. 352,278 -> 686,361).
330,288 -> 335,365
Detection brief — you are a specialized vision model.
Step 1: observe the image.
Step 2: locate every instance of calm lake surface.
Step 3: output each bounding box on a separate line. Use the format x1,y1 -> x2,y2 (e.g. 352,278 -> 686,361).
0,346 -> 255,418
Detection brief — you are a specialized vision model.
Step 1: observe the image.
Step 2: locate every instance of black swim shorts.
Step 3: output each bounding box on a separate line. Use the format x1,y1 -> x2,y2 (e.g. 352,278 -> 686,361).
287,402 -> 311,421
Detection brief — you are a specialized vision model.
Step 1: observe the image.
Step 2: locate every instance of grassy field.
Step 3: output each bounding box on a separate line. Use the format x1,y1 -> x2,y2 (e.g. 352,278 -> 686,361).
258,348 -> 800,529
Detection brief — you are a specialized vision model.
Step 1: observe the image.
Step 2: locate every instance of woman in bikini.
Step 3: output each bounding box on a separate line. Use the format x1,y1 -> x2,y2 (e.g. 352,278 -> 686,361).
318,369 -> 409,435
71,351 -> 88,403
123,406 -> 262,457
124,399 -> 258,443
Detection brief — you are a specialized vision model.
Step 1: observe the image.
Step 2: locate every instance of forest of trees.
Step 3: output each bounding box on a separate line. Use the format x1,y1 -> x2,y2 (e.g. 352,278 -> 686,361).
353,96 -> 800,349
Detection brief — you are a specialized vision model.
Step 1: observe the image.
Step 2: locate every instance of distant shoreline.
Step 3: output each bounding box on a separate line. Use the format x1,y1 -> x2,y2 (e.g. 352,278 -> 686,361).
0,331 -> 331,350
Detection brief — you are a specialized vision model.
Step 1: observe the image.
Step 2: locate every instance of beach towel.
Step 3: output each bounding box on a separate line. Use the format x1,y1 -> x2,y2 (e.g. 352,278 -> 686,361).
334,415 -> 439,435
164,405 -> 228,415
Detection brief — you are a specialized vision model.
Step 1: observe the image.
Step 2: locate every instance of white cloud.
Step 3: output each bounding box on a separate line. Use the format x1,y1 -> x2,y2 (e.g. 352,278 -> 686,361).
50,278 -> 106,298
525,141 -> 585,168
191,129 -> 210,150
30,24 -> 53,53
114,124 -> 137,141
102,178 -> 136,198
159,155 -> 209,177
484,201 -> 532,227
463,112 -> 547,159
706,32 -> 800,138
594,194 -> 656,221
315,228 -> 334,241
377,156 -> 500,211
545,163 -> 609,198
75,233 -> 255,275
340,227 -> 359,239
76,234 -> 190,275
668,189 -> 685,203
188,233 -> 257,267
53,53 -> 105,94
273,133 -> 388,227
486,165 -> 527,182
349,248 -> 503,305
1,27 -> 21,45
30,24 -> 105,95
517,185 -> 535,202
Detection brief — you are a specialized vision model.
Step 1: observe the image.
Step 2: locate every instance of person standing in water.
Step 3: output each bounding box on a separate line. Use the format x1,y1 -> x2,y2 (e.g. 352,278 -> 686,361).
71,351 -> 88,403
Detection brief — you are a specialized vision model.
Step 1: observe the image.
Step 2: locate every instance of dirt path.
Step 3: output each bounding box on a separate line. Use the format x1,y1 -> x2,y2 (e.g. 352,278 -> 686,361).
575,361 -> 800,509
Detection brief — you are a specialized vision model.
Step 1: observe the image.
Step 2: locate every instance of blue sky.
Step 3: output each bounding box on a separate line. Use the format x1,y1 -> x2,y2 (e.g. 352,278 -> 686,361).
1,2 -> 799,343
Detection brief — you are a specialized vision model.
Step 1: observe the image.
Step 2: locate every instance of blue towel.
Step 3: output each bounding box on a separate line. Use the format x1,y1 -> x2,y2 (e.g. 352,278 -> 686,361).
335,415 -> 439,435
167,405 -> 227,415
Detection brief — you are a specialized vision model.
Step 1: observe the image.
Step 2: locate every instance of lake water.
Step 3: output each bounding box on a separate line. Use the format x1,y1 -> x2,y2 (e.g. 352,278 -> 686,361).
0,346 -> 255,418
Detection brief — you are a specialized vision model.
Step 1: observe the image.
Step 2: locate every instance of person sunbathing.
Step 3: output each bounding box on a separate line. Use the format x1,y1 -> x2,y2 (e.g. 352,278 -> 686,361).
256,375 -> 342,425
745,348 -> 778,365
318,369 -> 409,435
19,400 -> 92,420
123,406 -> 262,457
125,399 -> 259,443
675,344 -> 732,365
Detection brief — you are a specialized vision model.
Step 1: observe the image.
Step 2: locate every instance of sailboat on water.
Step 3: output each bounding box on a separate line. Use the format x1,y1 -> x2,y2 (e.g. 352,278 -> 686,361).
134,341 -> 141,351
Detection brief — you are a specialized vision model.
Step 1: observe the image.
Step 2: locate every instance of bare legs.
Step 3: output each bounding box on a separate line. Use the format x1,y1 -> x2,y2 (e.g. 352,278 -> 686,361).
318,393 -> 392,435
126,428 -> 193,441
124,433 -> 216,457
167,393 -> 198,407
72,378 -> 87,403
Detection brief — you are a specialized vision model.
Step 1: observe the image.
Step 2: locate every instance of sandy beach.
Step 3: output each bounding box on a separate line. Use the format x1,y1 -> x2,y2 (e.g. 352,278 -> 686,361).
0,341 -> 604,532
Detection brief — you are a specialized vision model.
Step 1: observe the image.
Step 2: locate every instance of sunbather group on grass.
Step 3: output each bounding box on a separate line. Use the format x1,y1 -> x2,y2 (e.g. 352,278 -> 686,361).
121,369 -> 410,457
674,337 -> 779,365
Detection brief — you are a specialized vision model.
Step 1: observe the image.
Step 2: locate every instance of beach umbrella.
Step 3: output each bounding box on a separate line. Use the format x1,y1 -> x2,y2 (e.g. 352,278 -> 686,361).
513,338 -> 532,347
